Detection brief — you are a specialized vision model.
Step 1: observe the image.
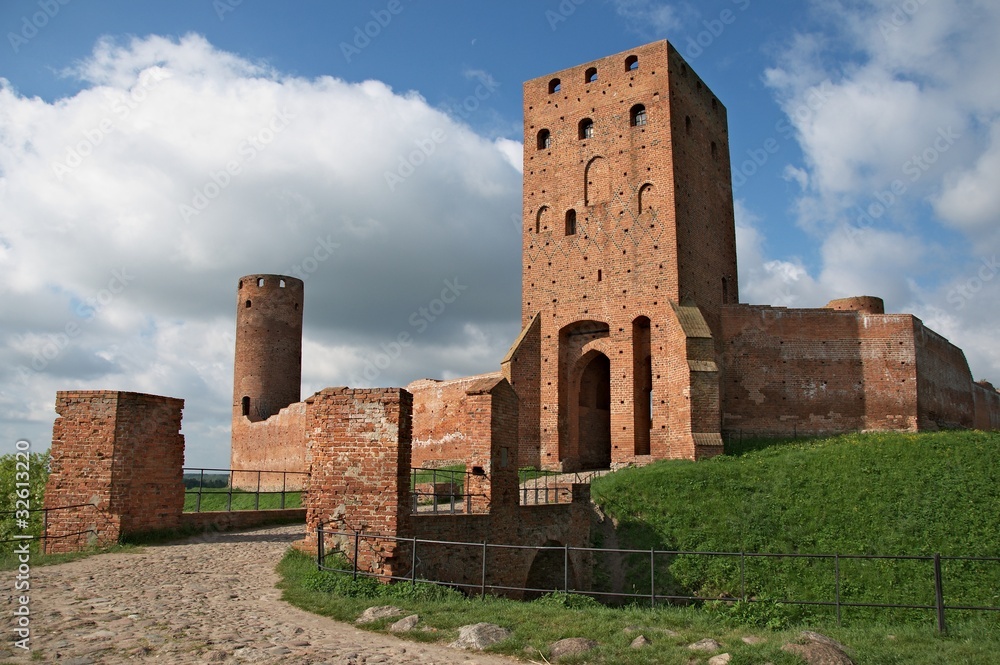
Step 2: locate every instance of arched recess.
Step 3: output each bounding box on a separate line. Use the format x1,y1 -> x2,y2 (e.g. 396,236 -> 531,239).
536,206 -> 550,233
633,317 -> 652,455
577,352 -> 612,470
524,540 -> 575,599
638,183 -> 654,215
585,156 -> 611,206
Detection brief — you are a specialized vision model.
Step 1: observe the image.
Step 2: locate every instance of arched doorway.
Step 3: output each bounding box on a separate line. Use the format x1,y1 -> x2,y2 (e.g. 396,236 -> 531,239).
578,353 -> 611,469
524,540 -> 575,599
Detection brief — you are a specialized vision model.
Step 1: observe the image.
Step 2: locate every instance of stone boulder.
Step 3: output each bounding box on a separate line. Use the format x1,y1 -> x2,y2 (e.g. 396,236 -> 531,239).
355,606 -> 403,624
389,615 -> 419,633
688,638 -> 723,652
781,631 -> 854,665
548,638 -> 598,660
449,623 -> 512,650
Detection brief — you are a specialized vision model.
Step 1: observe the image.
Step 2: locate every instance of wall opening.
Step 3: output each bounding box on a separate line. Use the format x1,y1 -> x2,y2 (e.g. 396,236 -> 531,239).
579,118 -> 594,140
257,278 -> 264,287
630,104 -> 647,127
633,317 -> 652,455
245,299 -> 251,308
584,156 -> 610,206
537,129 -> 552,150
524,540 -> 575,599
638,183 -> 654,215
585,67 -> 598,83
549,78 -> 561,93
241,396 -> 250,417
625,55 -> 638,71
536,206 -> 549,233
578,353 -> 612,470
565,209 -> 577,236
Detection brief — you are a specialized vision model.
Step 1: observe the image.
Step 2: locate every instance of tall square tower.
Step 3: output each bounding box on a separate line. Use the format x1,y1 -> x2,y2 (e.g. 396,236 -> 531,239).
506,40 -> 733,470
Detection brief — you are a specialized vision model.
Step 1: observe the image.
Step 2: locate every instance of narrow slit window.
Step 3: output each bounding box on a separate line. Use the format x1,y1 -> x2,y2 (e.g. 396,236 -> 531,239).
585,67 -> 598,83
241,396 -> 250,417
537,129 -> 552,150
565,209 -> 577,236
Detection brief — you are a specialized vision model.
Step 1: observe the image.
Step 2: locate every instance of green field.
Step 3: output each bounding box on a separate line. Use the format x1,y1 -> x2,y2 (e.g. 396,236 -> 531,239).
183,487 -> 302,512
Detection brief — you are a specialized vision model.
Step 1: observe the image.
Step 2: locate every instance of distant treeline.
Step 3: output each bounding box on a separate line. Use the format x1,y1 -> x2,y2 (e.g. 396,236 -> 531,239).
183,474 -> 230,489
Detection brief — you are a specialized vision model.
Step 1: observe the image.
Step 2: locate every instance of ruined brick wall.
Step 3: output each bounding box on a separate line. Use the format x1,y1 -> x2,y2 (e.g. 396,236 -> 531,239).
722,306 -> 878,436
303,387 -> 413,578
44,391 -> 184,553
913,320 -> 977,429
230,402 -> 307,489
408,372 -> 503,469
856,314 -> 919,431
973,382 -> 1000,430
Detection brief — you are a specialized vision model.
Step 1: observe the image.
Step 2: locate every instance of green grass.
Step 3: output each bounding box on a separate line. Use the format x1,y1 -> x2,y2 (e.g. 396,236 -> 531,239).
182,488 -> 302,512
590,431 -> 1000,627
277,548 -> 1000,664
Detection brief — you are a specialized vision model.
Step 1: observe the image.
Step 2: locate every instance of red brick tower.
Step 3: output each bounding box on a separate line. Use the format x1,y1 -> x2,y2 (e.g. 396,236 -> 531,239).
232,274 -> 303,425
506,40 -> 732,470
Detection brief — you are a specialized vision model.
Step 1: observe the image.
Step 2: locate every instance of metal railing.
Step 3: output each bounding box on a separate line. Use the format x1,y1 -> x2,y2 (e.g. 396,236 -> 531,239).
409,467 -> 485,514
517,468 -> 609,505
183,467 -> 308,513
315,524 -> 1000,633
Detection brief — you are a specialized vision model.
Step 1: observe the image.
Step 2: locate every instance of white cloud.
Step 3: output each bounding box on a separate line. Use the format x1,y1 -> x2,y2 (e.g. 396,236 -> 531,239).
0,34 -> 522,467
748,0 -> 1000,384
611,0 -> 684,38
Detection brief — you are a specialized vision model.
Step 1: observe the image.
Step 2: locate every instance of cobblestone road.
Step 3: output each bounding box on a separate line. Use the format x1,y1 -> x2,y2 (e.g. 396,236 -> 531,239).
1,524 -> 519,664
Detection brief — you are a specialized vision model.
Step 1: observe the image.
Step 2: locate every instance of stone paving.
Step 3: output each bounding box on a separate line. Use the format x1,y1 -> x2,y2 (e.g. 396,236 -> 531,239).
1,524 -> 519,664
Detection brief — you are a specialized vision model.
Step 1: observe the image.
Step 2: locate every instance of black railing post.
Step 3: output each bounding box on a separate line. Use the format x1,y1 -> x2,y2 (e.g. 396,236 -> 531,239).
564,544 -> 569,593
196,468 -> 204,513
226,471 -> 233,512
353,531 -> 360,581
835,553 -> 842,626
281,471 -> 287,509
41,507 -> 48,555
934,553 -> 947,634
740,552 -> 746,603
255,471 -> 261,510
411,536 -> 417,587
481,541 -> 487,598
650,547 -> 656,607
317,522 -> 325,570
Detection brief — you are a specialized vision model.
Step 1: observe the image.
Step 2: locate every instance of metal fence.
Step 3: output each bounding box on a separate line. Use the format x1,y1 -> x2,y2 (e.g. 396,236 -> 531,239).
410,466 -> 481,514
315,524 -> 1000,633
0,502 -> 118,553
517,468 -> 609,505
183,467 -> 308,512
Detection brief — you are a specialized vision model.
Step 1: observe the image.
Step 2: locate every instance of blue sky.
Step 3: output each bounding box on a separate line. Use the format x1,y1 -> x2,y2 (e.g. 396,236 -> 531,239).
1,0 -> 997,467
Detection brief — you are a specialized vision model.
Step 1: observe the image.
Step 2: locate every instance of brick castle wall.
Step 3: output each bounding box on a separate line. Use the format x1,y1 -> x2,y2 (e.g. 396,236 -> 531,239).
44,391 -> 184,553
230,401 -> 307,489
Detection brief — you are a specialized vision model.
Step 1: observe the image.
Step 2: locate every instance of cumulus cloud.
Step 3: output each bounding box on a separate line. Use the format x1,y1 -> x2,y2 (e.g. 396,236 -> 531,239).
0,34 -> 522,467
611,0 -> 685,38
742,0 -> 1000,384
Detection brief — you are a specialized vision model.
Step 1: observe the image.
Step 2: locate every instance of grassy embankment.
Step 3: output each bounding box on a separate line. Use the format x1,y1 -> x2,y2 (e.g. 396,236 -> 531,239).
277,431 -> 1000,664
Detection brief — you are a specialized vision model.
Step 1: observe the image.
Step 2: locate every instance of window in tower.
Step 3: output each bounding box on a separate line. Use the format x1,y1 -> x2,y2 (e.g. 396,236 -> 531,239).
625,55 -> 638,71
241,396 -> 250,417
565,209 -> 577,236
685,115 -> 692,134
549,78 -> 561,93
585,67 -> 598,83
630,104 -> 647,127
537,129 -> 552,150
579,118 -> 594,139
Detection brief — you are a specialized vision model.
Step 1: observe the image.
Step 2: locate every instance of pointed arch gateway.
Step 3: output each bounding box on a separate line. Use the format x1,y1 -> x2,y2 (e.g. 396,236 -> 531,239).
577,351 -> 612,470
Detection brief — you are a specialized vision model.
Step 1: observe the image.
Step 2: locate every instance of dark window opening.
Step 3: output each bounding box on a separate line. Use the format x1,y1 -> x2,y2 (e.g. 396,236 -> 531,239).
685,115 -> 691,134
625,55 -> 638,71
711,141 -> 718,159
245,299 -> 251,308
579,118 -> 594,139
585,67 -> 598,83
548,78 -> 561,93
565,209 -> 577,236
241,396 -> 250,417
257,278 -> 264,287
537,129 -> 552,150
630,104 -> 647,127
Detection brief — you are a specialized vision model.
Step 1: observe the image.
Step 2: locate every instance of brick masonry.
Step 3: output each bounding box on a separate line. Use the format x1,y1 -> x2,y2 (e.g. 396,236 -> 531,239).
43,391 -> 185,553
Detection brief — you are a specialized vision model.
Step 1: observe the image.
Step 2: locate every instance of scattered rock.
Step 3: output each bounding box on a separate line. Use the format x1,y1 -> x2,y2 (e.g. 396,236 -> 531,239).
742,635 -> 766,645
781,631 -> 854,665
548,637 -> 598,659
449,622 -> 512,650
708,654 -> 732,665
355,605 -> 403,624
630,635 -> 651,649
688,638 -> 723,652
389,614 -> 419,633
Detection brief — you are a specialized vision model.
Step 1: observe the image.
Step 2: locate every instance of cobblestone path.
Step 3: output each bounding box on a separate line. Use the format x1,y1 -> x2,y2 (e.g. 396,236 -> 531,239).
1,524 -> 519,664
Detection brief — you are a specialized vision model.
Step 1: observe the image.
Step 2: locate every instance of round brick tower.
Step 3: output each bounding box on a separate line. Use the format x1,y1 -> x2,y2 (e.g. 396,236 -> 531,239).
233,274 -> 303,423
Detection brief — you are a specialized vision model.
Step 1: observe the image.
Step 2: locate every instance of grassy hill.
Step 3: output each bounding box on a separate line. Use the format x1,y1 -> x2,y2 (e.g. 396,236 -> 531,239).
589,431 -> 1000,626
